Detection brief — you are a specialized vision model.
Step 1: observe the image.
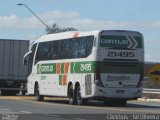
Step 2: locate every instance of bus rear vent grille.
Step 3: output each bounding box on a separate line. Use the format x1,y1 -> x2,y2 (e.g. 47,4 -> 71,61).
85,74 -> 92,95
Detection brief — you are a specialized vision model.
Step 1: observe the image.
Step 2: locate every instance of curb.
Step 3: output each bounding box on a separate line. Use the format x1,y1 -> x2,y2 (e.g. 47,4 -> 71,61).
138,98 -> 160,102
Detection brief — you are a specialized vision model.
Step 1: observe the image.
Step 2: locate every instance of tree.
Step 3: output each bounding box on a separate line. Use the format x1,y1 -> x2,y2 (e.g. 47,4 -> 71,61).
46,23 -> 77,34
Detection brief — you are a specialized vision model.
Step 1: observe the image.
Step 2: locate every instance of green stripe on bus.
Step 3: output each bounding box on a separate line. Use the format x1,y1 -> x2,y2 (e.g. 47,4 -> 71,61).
61,63 -> 65,74
70,62 -> 75,73
37,61 -> 143,74
97,61 -> 143,74
59,75 -> 63,85
74,61 -> 96,73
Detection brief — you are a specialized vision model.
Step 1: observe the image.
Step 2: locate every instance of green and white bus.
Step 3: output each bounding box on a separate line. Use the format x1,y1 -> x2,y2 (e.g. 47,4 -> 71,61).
24,30 -> 144,106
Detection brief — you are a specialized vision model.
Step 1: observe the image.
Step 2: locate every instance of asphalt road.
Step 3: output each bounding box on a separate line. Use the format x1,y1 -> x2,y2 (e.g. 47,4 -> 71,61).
0,96 -> 160,120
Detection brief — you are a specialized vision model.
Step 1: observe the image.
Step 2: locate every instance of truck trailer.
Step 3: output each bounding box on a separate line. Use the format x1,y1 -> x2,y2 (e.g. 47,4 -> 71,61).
0,39 -> 29,95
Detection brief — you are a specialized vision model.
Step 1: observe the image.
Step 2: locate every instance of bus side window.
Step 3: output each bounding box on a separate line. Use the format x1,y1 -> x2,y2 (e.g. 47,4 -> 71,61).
48,40 -> 59,60
35,42 -> 49,64
33,35 -> 94,63
85,36 -> 94,57
74,36 -> 94,58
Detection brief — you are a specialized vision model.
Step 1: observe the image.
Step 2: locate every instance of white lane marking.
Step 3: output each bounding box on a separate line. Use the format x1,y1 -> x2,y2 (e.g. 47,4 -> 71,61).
2,109 -> 11,111
0,109 -> 19,114
73,118 -> 88,120
49,115 -> 59,117
21,99 -> 160,114
19,111 -> 32,114
47,115 -> 59,117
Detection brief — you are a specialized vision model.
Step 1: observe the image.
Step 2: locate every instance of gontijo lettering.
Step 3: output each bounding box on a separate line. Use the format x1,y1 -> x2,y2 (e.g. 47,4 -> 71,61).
37,64 -> 56,74
101,39 -> 129,45
41,65 -> 53,72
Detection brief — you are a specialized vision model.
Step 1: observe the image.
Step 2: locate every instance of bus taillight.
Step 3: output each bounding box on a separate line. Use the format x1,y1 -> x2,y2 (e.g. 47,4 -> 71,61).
136,68 -> 144,88
94,68 -> 104,87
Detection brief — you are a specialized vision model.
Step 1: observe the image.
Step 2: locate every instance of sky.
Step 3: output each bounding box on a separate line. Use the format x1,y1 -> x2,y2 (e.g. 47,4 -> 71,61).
0,0 -> 160,62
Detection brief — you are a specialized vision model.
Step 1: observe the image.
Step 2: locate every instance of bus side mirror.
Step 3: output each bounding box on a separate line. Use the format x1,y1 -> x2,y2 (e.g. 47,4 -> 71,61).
23,51 -> 32,66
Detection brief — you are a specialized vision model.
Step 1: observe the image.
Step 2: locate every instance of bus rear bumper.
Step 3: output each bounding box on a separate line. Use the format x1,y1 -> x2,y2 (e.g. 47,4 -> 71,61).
85,86 -> 143,100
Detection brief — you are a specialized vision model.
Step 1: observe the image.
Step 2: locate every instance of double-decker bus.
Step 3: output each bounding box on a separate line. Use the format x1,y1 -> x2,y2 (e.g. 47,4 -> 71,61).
24,30 -> 144,106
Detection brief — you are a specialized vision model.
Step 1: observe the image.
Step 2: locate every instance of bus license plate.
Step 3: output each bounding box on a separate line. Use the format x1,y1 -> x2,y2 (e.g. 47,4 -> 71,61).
116,90 -> 124,94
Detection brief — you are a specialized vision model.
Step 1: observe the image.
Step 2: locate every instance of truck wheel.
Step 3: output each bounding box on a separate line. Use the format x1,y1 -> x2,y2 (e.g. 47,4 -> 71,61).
9,91 -> 18,96
68,85 -> 76,105
76,86 -> 87,105
21,90 -> 26,96
1,90 -> 7,96
1,90 -> 18,96
35,84 -> 44,101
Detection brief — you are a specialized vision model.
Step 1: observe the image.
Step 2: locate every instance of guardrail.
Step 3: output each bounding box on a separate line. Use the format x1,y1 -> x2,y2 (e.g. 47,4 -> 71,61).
143,88 -> 160,99
143,88 -> 160,94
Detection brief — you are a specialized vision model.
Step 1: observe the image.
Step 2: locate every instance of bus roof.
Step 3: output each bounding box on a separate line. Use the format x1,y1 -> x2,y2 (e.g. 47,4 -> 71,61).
33,30 -> 142,44
33,30 -> 99,43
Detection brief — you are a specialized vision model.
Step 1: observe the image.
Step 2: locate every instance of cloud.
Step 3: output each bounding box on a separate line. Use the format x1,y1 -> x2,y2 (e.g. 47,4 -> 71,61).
1,10 -> 160,62
0,10 -> 160,30
0,15 -> 42,29
0,15 -> 19,28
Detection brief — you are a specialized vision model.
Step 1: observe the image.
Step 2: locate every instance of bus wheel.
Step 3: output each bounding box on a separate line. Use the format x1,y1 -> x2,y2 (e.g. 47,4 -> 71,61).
68,85 -> 76,105
76,86 -> 87,105
35,84 -> 44,101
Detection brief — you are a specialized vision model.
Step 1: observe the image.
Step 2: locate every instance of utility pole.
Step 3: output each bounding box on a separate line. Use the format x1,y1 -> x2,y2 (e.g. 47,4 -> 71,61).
17,3 -> 50,32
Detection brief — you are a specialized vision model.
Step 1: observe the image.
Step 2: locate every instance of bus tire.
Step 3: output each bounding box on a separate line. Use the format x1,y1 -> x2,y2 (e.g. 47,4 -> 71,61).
76,86 -> 87,105
35,84 -> 44,101
68,85 -> 76,105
